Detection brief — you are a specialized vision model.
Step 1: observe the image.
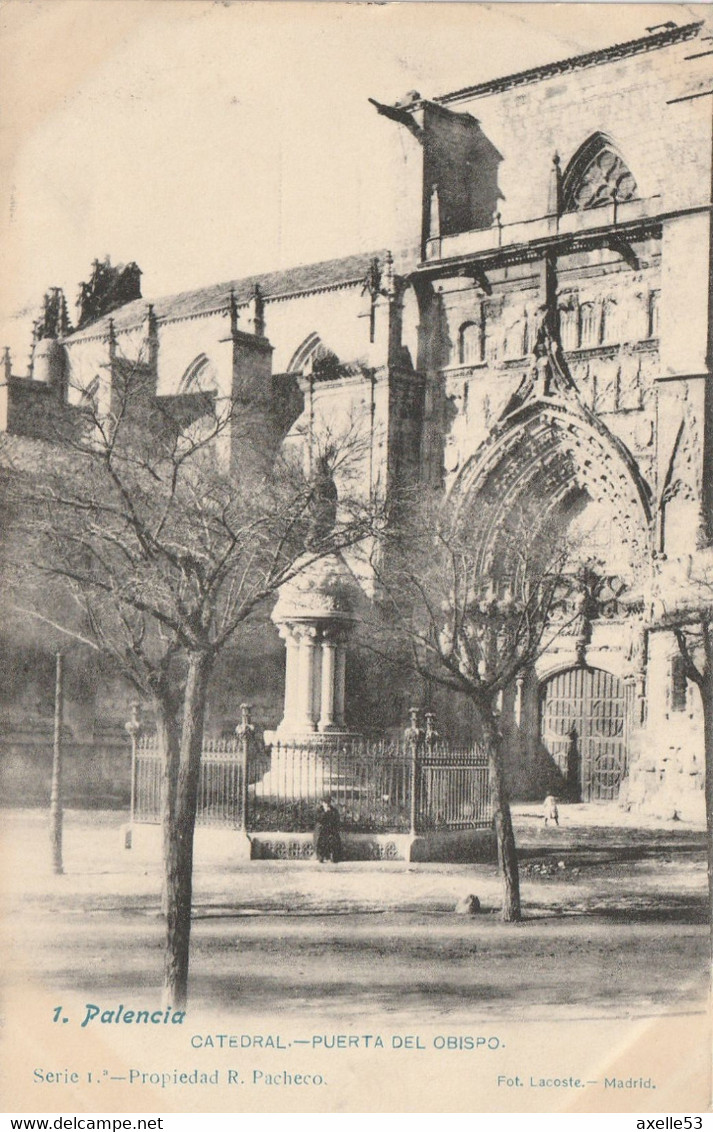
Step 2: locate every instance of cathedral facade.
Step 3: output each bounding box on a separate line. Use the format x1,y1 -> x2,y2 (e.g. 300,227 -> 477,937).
3,21 -> 711,817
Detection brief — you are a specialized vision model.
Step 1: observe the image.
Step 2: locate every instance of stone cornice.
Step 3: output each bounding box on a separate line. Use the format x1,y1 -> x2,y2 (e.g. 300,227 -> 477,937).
157,306 -> 231,328
263,277 -> 364,305
155,275 -> 365,324
417,216 -> 667,279
63,332 -> 113,347
437,22 -> 703,105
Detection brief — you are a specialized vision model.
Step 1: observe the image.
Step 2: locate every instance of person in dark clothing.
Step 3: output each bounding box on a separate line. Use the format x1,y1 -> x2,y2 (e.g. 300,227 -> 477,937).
314,799 -> 341,863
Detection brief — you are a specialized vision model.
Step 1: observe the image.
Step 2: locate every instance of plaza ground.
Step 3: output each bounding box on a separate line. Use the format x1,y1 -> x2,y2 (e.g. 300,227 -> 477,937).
1,804 -> 709,1025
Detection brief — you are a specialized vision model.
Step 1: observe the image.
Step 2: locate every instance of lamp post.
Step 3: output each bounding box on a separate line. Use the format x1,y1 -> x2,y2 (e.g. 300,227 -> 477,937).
49,650 -> 64,875
236,704 -> 254,834
404,707 -> 423,839
124,701 -> 142,850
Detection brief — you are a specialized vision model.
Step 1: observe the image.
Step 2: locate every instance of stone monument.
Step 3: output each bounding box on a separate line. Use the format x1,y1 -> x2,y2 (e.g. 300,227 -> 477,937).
265,551 -> 359,743
259,551 -> 361,799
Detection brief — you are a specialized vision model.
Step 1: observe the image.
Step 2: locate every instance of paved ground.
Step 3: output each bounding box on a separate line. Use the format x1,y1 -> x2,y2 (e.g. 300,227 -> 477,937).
1,803 -> 709,1025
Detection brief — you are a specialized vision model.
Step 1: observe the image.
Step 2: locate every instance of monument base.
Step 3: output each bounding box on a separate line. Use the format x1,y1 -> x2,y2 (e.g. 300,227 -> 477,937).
256,729 -> 362,799
249,828 -> 497,862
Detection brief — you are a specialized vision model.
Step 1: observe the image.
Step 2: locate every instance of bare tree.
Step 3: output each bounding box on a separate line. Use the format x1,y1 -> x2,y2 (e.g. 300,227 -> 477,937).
1,350 -> 378,1007
374,489 -> 579,921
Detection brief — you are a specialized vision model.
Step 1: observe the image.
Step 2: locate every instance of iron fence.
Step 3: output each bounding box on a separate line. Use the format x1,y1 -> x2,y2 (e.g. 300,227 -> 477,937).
417,748 -> 491,831
132,733 -> 492,834
134,734 -> 162,823
134,734 -> 248,825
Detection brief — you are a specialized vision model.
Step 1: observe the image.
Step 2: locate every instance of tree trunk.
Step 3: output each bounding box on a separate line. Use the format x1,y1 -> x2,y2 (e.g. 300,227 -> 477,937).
162,650 -> 213,1010
482,711 -> 521,922
156,699 -> 181,918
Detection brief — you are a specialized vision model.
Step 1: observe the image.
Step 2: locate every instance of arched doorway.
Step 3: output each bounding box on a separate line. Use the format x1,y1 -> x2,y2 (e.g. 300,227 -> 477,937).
540,666 -> 628,802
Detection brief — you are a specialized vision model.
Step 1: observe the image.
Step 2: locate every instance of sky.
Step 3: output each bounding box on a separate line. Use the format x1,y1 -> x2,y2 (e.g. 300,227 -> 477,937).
1,0 -> 706,368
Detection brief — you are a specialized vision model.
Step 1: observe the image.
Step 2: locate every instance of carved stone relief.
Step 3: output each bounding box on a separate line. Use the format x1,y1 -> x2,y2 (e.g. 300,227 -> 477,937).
618,352 -> 644,411
593,358 -> 619,413
660,395 -> 702,509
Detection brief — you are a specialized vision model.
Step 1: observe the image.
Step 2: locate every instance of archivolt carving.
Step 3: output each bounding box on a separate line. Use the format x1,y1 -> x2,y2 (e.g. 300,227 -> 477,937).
453,404 -> 652,578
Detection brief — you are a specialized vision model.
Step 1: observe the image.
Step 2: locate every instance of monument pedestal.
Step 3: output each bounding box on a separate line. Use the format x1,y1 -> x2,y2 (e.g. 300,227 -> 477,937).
253,731 -> 360,800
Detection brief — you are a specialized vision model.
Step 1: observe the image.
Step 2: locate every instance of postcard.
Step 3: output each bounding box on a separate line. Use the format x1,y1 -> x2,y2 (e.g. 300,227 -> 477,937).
1,1 -> 711,1115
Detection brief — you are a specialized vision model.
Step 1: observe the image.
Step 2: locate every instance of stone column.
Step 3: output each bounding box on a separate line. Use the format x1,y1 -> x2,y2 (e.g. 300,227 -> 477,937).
278,623 -> 301,731
319,632 -> 338,732
293,626 -> 318,732
514,673 -> 525,727
334,638 -> 347,728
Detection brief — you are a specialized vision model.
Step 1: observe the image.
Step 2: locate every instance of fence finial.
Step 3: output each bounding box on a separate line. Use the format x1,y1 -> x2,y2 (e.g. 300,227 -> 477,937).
404,706 -> 423,747
125,700 -> 142,738
236,703 -> 255,741
424,712 -> 439,750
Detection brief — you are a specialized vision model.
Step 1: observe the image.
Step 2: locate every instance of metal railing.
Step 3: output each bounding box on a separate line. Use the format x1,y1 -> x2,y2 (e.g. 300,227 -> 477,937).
134,733 -> 162,823
131,724 -> 492,835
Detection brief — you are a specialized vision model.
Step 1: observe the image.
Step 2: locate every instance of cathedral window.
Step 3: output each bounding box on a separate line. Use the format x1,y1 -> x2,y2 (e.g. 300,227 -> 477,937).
288,332 -> 323,373
459,315 -> 485,365
562,134 -> 637,213
178,354 -> 216,393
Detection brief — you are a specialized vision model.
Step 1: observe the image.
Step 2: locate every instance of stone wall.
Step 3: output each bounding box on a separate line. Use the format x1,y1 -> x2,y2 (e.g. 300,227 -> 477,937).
0,725 -> 131,808
441,29 -> 710,226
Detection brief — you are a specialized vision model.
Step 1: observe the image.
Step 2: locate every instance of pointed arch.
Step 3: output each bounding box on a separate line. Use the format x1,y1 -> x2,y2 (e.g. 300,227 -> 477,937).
288,332 -> 323,374
452,403 -> 652,580
178,353 -> 217,393
562,133 -> 637,212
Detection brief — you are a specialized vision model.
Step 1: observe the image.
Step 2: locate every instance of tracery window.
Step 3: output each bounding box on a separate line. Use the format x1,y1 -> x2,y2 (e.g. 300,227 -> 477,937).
563,134 -> 637,212
288,332 -> 323,373
178,354 -> 216,393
